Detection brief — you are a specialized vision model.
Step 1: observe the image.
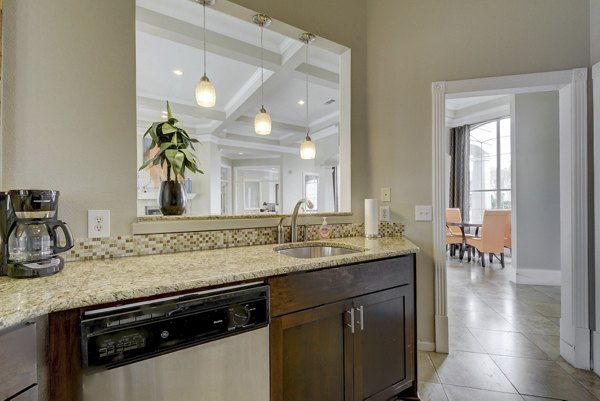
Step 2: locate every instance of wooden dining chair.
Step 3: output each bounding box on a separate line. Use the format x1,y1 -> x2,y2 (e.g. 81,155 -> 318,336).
445,208 -> 473,257
466,210 -> 509,268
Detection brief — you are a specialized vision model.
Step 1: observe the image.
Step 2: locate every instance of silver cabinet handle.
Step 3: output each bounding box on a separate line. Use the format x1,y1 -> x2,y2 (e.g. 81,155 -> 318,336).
346,308 -> 355,333
356,305 -> 364,331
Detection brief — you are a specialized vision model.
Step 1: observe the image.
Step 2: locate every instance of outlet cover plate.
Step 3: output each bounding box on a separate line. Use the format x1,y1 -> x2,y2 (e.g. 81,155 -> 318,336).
415,205 -> 433,222
381,187 -> 391,202
88,210 -> 110,238
380,206 -> 390,222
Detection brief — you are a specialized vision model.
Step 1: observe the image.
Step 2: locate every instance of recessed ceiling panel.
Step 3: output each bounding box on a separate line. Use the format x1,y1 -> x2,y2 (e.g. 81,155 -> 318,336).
264,77 -> 340,126
136,31 -> 258,110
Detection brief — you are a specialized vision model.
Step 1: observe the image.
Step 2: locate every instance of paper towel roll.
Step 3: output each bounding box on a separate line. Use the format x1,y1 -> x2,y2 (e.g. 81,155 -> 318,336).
364,199 -> 380,238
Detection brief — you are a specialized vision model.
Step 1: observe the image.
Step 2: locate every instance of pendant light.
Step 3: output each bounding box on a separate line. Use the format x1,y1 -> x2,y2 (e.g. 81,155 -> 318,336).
299,32 -> 316,160
253,14 -> 272,135
195,0 -> 217,108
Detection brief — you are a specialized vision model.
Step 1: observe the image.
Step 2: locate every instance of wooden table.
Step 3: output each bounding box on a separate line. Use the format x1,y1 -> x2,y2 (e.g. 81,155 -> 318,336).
446,222 -> 483,260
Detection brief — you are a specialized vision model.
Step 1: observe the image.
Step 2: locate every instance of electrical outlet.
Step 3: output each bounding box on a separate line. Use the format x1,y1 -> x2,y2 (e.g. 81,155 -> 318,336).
381,187 -> 391,202
415,205 -> 433,222
380,206 -> 390,222
88,210 -> 110,238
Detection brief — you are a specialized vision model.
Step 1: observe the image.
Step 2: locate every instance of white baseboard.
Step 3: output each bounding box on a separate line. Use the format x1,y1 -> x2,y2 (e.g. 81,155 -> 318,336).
418,341 -> 436,352
574,327 -> 591,369
515,268 -> 561,286
560,337 -> 575,365
594,331 -> 600,374
561,327 -> 592,369
435,314 -> 449,353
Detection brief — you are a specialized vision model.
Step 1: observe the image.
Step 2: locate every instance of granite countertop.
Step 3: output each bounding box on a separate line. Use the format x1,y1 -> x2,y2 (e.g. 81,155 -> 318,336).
0,236 -> 419,330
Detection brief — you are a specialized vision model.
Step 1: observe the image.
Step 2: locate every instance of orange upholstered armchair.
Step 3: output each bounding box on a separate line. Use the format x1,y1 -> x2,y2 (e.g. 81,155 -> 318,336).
467,210 -> 509,268
504,210 -> 512,251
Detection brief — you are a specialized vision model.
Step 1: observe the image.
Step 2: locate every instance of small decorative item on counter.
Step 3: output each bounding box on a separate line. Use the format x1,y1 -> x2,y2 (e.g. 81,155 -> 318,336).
319,217 -> 332,239
139,101 -> 204,215
185,178 -> 193,193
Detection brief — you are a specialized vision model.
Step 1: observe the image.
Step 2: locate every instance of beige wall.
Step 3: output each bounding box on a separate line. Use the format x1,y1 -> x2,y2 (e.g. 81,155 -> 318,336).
514,92 -> 561,273
2,0 -> 366,238
3,0 -> 137,238
592,0 -> 600,65
367,0 -> 590,345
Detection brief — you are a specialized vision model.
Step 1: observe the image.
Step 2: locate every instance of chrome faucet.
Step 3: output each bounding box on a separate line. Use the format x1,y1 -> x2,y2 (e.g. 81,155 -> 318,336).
277,216 -> 286,244
291,198 -> 313,242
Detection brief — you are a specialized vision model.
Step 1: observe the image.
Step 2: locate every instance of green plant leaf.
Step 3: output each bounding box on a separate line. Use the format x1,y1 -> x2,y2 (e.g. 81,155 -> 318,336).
160,142 -> 174,151
178,128 -> 191,139
161,123 -> 176,135
138,158 -> 154,171
166,101 -> 174,120
138,105 -> 204,177
148,122 -> 160,143
165,149 -> 185,178
181,148 -> 196,163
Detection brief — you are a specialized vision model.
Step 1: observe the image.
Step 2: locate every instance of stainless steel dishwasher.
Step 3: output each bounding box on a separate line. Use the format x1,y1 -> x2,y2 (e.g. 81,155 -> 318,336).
80,283 -> 270,401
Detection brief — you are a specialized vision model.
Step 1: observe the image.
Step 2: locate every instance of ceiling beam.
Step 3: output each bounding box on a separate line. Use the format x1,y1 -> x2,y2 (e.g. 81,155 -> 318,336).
197,133 -> 297,155
292,63 -> 339,90
212,41 -> 307,136
279,111 -> 339,145
137,96 -> 226,121
136,6 -> 338,85
136,6 -> 282,71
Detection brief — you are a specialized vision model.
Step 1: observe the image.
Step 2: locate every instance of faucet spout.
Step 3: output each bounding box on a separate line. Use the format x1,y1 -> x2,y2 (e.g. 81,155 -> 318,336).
277,216 -> 286,244
291,198 -> 313,242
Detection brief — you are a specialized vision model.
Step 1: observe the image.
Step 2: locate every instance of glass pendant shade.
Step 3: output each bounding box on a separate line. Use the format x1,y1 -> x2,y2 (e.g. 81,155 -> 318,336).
254,106 -> 272,135
196,75 -> 216,108
300,136 -> 316,160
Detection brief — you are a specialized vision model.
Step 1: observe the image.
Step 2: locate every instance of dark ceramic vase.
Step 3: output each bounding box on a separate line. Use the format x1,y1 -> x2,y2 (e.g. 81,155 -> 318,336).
158,181 -> 187,215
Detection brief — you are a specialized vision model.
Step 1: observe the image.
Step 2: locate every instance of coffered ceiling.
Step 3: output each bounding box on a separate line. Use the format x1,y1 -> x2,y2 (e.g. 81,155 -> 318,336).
135,0 -> 341,158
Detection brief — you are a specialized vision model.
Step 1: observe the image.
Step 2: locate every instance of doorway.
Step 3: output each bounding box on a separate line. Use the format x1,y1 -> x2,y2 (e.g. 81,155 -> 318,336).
432,68 -> 590,369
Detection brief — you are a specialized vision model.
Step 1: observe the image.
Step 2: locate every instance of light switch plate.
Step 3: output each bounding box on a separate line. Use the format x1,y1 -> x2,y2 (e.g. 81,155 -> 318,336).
381,187 -> 391,202
88,210 -> 111,238
415,205 -> 433,222
380,206 -> 390,222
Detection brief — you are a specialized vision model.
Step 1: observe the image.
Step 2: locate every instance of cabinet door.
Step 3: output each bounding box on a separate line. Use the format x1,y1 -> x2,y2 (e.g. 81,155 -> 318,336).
270,299 -> 355,401
353,285 -> 414,401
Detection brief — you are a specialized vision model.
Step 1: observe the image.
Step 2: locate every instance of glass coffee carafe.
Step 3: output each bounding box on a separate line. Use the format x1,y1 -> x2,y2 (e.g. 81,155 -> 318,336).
8,220 -> 73,263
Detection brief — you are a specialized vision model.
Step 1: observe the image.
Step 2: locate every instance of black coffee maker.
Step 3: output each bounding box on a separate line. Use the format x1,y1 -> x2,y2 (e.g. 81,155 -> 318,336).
0,190 -> 74,278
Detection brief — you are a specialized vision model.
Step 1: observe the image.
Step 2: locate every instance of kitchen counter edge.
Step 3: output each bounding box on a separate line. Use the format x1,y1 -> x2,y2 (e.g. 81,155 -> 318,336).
0,236 -> 419,330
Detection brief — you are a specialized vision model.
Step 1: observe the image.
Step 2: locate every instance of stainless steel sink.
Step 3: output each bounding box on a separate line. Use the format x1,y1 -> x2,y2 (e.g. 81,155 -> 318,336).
275,244 -> 362,259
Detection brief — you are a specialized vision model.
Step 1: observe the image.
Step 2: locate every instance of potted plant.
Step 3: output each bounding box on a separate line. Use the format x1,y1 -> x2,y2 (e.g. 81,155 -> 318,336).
139,101 -> 203,215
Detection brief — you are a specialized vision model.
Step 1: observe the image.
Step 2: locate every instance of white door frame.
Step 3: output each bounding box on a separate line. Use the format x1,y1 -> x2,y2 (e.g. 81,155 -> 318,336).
432,69 -> 589,369
593,61 -> 600,374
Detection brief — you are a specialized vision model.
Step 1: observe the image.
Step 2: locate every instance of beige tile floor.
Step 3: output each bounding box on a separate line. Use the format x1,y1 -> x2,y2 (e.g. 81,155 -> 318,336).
418,255 -> 600,401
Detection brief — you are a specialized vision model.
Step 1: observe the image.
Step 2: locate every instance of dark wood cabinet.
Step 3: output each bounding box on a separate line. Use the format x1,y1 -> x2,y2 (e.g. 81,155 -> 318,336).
354,286 -> 414,401
269,254 -> 418,401
270,299 -> 354,401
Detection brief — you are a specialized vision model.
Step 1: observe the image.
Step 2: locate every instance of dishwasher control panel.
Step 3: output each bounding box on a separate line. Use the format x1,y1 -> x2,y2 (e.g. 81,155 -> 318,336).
81,284 -> 269,371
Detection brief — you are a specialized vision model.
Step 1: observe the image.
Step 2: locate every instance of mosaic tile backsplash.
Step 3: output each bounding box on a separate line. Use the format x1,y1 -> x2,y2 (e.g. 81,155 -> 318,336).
65,222 -> 404,262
